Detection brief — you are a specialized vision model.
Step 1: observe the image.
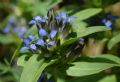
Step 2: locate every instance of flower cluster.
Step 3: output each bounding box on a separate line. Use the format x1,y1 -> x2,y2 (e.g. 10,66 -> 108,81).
1,16 -> 28,38
20,10 -> 77,54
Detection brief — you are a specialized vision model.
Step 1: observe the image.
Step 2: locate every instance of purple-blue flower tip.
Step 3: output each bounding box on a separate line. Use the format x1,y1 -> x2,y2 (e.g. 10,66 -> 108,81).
28,35 -> 35,40
20,46 -> 29,52
36,39 -> 45,46
29,20 -> 36,24
30,44 -> 37,50
48,41 -> 55,46
39,28 -> 48,36
3,26 -> 10,33
23,38 -> 31,45
50,29 -> 57,38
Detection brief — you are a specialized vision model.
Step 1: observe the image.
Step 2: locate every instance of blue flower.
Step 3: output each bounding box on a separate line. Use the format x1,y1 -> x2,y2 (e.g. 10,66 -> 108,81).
13,25 -> 28,37
36,39 -> 45,46
102,19 -> 112,27
47,41 -> 55,46
20,46 -> 29,52
23,35 -> 35,45
29,44 -> 37,50
20,35 -> 36,52
18,32 -> 25,37
28,35 -> 35,41
3,26 -> 11,33
56,12 -> 76,24
39,28 -> 48,36
56,12 -> 67,19
50,29 -> 57,38
29,20 -> 36,24
14,27 -> 20,33
29,16 -> 46,24
23,38 -> 31,45
8,17 -> 16,24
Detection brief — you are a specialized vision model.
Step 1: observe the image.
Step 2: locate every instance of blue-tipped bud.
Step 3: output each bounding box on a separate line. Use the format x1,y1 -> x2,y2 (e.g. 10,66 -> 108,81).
3,26 -> 10,33
104,21 -> 112,27
18,32 -> 24,37
14,27 -> 20,33
20,46 -> 29,52
29,44 -> 37,50
39,28 -> 48,36
60,12 -> 67,19
34,16 -> 46,22
29,20 -> 36,24
36,39 -> 45,46
8,17 -> 16,24
50,29 -> 57,38
23,38 -> 31,45
34,16 -> 42,21
28,35 -> 35,41
56,12 -> 67,20
56,15 -> 61,20
48,41 -> 55,46
102,19 -> 112,27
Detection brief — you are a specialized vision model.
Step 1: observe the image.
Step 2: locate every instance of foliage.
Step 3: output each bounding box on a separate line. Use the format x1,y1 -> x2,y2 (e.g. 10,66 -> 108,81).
0,0 -> 120,82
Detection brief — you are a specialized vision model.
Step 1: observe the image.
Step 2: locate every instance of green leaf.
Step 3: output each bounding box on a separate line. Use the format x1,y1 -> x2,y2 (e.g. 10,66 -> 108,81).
49,0 -> 62,8
77,26 -> 111,38
73,8 -> 102,21
0,34 -> 15,44
90,54 -> 120,64
62,26 -> 111,46
67,62 -> 118,77
17,55 -> 28,67
107,33 -> 120,50
10,43 -> 22,64
20,55 -> 56,82
98,75 -> 117,82
0,63 -> 9,75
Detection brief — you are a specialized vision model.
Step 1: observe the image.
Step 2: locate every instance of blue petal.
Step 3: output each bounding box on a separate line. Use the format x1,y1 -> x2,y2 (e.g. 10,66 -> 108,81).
56,15 -> 61,19
18,32 -> 24,37
60,12 -> 67,19
20,46 -> 29,52
14,27 -> 20,33
39,28 -> 47,36
104,21 -> 112,27
50,29 -> 57,38
29,20 -> 36,24
23,38 -> 31,45
48,41 -> 55,46
8,17 -> 16,24
29,44 -> 36,50
40,18 -> 46,22
34,16 -> 42,21
28,35 -> 35,40
36,39 -> 45,46
3,26 -> 10,33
